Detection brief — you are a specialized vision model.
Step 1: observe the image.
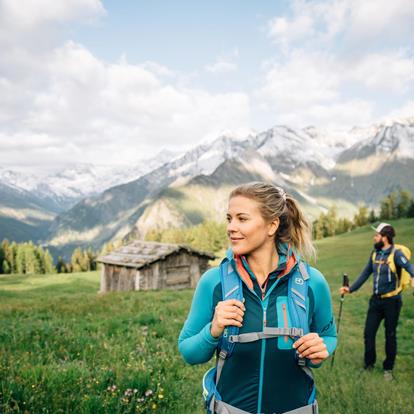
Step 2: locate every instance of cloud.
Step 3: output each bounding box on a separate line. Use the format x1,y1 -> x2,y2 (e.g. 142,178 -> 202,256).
0,0 -> 105,30
206,60 -> 237,74
350,51 -> 414,93
386,101 -> 414,122
260,0 -> 414,128
267,0 -> 414,51
347,0 -> 414,45
257,50 -> 339,109
205,49 -> 239,74
0,39 -> 250,167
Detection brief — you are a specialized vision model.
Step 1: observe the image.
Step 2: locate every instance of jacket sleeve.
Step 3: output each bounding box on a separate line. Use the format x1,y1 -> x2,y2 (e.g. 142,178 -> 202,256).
178,268 -> 221,365
349,254 -> 373,293
308,267 -> 337,367
394,249 -> 414,278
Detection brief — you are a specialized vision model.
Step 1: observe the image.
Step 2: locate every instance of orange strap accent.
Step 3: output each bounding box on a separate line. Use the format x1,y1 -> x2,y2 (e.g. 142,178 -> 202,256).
234,245 -> 297,291
234,255 -> 254,290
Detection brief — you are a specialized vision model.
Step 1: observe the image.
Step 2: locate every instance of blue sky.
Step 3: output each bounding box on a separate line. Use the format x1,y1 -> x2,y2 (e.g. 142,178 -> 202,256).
0,0 -> 413,169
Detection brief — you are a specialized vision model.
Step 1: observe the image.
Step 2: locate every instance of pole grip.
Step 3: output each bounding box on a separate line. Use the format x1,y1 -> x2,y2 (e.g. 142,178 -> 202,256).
343,273 -> 349,288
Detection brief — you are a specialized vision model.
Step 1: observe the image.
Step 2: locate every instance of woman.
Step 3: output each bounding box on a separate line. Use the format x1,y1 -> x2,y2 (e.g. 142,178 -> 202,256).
178,183 -> 337,414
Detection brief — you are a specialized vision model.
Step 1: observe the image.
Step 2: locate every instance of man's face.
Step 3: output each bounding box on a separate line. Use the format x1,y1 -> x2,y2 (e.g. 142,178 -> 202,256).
373,232 -> 386,249
373,233 -> 383,244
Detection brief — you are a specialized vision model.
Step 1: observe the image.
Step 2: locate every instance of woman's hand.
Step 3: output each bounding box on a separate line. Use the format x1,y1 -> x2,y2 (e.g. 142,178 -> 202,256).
339,286 -> 350,295
210,299 -> 245,338
293,333 -> 329,365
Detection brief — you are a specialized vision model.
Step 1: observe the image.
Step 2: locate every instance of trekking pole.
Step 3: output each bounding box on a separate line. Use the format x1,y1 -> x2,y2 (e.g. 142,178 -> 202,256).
331,273 -> 349,368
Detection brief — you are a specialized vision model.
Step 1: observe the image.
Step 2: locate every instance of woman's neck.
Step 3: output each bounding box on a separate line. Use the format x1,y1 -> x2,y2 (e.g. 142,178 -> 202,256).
246,244 -> 279,286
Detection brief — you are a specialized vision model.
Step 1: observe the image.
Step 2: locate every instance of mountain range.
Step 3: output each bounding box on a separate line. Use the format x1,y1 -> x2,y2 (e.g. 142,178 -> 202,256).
1,118 -> 413,257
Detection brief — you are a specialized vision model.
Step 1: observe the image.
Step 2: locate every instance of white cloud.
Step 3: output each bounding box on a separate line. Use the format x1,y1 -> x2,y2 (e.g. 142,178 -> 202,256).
267,0 -> 347,49
348,0 -> 414,44
0,39 -> 250,167
350,52 -> 414,93
206,60 -> 237,74
386,101 -> 414,122
267,0 -> 414,50
260,0 -> 414,128
257,50 -> 339,109
205,49 -> 239,74
0,0 -> 105,30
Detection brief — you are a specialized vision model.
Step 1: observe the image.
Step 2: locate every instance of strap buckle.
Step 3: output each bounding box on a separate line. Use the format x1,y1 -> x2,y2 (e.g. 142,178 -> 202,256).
291,327 -> 304,337
218,349 -> 228,360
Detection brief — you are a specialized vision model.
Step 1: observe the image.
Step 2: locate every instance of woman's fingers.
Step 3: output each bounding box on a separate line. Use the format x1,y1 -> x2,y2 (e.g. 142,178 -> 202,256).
293,333 -> 328,361
212,299 -> 245,334
221,311 -> 244,322
217,316 -> 243,327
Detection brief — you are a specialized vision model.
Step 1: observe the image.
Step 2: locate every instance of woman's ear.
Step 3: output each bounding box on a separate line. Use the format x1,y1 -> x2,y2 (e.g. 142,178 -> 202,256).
268,217 -> 279,237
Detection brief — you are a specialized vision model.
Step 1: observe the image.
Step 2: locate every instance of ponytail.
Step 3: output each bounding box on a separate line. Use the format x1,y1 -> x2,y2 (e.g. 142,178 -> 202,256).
279,196 -> 315,261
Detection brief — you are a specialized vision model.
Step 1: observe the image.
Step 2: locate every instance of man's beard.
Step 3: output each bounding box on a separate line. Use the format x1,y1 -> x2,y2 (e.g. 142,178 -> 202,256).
374,241 -> 384,250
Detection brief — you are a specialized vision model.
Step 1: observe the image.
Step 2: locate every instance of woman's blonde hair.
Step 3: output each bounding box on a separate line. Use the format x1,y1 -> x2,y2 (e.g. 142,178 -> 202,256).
229,182 -> 316,261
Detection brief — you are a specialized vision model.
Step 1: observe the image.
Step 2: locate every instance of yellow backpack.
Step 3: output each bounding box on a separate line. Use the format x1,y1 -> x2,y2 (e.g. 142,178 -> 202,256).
372,244 -> 412,298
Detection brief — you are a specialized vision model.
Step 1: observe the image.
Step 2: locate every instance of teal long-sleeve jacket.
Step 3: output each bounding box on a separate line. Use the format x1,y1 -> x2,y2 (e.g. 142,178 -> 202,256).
178,248 -> 337,414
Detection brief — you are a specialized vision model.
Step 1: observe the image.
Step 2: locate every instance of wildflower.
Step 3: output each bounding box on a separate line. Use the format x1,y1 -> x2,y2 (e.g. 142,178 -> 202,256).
158,394 -> 164,399
145,389 -> 153,397
124,388 -> 134,397
152,403 -> 157,410
107,385 -> 118,392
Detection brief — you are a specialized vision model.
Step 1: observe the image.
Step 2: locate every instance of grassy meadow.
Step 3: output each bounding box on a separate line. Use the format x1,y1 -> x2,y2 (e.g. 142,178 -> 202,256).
1,219 -> 414,413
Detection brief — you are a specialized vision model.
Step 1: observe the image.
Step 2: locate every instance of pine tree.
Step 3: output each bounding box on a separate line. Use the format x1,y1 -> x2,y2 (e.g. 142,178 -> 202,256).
56,256 -> 67,273
407,200 -> 414,218
43,249 -> 56,274
2,260 -> 10,274
15,244 -> 26,274
354,205 -> 369,227
70,247 -> 82,273
396,190 -> 412,218
0,243 -> 4,273
368,209 -> 377,223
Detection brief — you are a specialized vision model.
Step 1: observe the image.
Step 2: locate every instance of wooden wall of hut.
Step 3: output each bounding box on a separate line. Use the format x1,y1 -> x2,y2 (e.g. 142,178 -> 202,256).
100,251 -> 211,292
100,264 -> 136,292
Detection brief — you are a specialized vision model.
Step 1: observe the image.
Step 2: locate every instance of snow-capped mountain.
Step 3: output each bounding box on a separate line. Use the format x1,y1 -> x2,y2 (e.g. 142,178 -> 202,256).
0,149 -> 179,212
2,118 -> 414,252
338,120 -> 414,163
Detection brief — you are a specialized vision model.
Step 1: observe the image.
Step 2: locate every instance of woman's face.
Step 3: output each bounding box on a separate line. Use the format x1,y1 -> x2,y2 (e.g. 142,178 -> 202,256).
227,195 -> 278,256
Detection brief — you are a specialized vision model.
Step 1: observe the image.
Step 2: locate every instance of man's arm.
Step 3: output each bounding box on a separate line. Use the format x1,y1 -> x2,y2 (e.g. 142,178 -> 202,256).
394,249 -> 414,277
349,254 -> 374,293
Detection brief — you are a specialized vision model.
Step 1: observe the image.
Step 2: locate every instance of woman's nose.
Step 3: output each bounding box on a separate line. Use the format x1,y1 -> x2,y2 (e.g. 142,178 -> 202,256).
227,220 -> 237,233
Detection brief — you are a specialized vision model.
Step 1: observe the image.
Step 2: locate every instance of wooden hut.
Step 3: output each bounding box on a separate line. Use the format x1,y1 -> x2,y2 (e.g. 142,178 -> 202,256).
97,240 -> 215,292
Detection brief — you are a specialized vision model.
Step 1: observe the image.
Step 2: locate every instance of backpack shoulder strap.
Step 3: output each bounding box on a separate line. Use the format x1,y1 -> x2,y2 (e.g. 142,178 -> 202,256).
219,258 -> 243,358
287,261 -> 310,337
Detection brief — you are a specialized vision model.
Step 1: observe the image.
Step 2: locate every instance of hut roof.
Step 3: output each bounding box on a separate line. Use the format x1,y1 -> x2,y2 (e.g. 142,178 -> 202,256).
96,240 -> 215,269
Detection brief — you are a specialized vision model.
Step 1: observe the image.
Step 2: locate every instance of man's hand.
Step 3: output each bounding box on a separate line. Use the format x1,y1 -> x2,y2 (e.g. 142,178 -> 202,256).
339,286 -> 350,295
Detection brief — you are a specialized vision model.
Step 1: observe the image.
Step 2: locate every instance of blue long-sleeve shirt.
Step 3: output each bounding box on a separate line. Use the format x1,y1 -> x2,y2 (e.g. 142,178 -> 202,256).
178,247 -> 337,413
350,246 -> 414,295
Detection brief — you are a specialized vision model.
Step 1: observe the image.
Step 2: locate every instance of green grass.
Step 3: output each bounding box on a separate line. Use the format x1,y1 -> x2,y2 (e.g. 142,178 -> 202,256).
1,219 -> 414,413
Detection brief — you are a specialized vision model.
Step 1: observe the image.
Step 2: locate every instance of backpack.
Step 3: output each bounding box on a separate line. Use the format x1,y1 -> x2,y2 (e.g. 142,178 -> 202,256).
202,256 -> 315,414
371,244 -> 412,299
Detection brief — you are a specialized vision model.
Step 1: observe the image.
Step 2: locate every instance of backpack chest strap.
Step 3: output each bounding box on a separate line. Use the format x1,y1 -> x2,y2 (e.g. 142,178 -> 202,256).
229,327 -> 304,343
